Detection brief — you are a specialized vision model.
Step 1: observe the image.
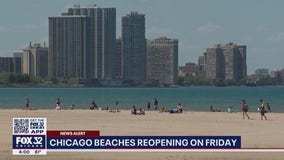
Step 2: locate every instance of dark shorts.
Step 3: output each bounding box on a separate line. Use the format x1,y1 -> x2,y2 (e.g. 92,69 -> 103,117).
261,110 -> 265,115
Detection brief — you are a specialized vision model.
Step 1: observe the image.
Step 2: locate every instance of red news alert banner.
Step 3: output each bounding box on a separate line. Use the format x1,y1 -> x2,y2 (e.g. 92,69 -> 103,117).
47,130 -> 100,137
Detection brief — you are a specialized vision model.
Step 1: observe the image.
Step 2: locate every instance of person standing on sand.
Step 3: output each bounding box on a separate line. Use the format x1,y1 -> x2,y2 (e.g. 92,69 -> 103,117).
25,98 -> 30,110
154,98 -> 158,110
55,98 -> 61,110
242,99 -> 249,120
259,99 -> 267,120
147,101 -> 150,110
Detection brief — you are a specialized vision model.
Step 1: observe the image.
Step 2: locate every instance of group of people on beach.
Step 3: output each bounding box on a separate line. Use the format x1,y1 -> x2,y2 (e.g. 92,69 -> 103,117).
242,99 -> 271,120
24,97 -> 271,120
24,97 -> 184,115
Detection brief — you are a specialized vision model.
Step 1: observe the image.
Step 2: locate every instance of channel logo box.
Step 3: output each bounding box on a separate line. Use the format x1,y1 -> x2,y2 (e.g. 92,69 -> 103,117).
12,118 -> 46,155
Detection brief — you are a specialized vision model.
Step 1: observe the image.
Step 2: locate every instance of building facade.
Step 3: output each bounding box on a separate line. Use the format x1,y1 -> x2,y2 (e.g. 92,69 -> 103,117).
0,57 -> 13,73
116,38 -> 122,79
255,68 -> 269,76
179,62 -> 202,77
121,12 -> 146,83
204,43 -> 247,82
49,15 -> 87,79
49,5 -> 116,80
146,37 -> 178,85
22,43 -> 48,78
204,46 -> 223,81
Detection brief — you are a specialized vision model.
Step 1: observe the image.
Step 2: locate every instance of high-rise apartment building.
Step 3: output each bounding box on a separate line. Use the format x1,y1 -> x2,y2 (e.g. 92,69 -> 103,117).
146,37 -> 178,85
116,38 -> 122,79
13,51 -> 23,74
204,43 -> 247,82
204,46 -> 223,81
22,43 -> 48,78
0,57 -> 12,73
49,5 -> 116,80
121,12 -> 146,82
0,57 -> 21,74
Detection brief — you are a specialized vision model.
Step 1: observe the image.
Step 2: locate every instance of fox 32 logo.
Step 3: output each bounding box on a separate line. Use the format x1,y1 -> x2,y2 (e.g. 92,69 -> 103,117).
13,135 -> 46,149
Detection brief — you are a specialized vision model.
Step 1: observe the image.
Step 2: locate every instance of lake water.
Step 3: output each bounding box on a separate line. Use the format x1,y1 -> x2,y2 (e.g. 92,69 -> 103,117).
0,87 -> 283,112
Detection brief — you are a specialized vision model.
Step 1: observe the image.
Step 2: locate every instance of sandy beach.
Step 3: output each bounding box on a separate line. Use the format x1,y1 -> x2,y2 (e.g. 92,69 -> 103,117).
1,109 -> 284,159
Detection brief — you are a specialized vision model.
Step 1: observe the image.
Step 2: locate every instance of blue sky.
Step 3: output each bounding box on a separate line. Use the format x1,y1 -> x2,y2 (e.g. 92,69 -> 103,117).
1,0 -> 284,74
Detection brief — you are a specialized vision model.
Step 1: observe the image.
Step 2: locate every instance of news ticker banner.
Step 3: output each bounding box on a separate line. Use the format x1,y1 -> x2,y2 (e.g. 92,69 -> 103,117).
12,117 -> 253,155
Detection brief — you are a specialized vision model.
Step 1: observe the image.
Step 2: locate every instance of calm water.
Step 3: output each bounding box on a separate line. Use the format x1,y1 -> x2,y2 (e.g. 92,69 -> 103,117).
0,87 -> 283,112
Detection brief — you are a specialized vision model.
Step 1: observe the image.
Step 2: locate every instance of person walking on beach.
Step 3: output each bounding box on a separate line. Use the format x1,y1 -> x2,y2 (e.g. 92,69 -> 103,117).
25,98 -> 30,110
154,98 -> 158,110
259,99 -> 267,120
242,99 -> 249,120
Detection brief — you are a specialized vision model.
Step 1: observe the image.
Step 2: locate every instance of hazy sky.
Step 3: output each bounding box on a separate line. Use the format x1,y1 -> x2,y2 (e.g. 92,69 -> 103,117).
1,0 -> 284,74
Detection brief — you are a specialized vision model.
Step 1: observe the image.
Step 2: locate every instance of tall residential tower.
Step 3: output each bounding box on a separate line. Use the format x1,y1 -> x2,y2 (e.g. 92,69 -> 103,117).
146,37 -> 178,85
204,43 -> 247,82
48,5 -> 116,80
121,12 -> 146,83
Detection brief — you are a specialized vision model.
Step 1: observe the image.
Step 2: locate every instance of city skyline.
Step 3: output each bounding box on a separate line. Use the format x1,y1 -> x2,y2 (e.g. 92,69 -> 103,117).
1,0 -> 284,74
